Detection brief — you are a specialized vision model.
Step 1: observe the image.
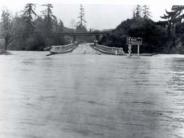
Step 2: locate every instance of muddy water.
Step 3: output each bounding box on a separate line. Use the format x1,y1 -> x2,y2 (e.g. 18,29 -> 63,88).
0,52 -> 184,138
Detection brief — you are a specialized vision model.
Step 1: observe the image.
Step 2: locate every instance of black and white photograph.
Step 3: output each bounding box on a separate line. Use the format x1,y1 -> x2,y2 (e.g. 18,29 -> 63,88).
0,0 -> 184,138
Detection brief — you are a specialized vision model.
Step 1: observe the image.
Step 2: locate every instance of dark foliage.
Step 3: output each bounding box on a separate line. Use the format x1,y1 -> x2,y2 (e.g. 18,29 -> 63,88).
1,4 -> 184,53
0,4 -> 66,51
99,18 -> 169,53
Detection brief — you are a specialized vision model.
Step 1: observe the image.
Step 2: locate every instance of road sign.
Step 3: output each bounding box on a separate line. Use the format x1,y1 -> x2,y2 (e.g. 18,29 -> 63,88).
127,37 -> 142,45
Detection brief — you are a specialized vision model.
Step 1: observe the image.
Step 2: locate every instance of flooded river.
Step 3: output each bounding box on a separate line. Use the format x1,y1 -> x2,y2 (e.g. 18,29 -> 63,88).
0,51 -> 184,138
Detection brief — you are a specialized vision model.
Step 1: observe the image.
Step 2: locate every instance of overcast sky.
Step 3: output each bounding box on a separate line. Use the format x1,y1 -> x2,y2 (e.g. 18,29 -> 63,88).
0,0 -> 183,30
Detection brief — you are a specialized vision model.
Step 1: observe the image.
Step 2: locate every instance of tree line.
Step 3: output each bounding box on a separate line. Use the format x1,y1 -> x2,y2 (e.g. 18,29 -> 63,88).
1,4 -> 184,53
0,3 -> 66,51
99,5 -> 184,53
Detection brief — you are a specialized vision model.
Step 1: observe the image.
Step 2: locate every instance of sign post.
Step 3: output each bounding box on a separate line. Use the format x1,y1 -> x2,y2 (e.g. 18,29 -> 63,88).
137,44 -> 140,56
127,37 -> 142,56
128,44 -> 132,56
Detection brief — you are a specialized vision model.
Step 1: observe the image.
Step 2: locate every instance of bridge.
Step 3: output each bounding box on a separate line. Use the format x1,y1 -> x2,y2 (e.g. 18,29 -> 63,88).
49,42 -> 125,56
48,32 -> 125,55
55,32 -> 107,42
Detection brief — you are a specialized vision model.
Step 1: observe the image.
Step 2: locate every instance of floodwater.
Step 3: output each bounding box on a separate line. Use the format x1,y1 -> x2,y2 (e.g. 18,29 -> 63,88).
0,51 -> 184,138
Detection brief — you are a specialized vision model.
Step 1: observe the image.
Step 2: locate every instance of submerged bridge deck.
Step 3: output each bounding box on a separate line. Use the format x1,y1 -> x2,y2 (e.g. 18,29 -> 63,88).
57,32 -> 107,36
49,43 -> 125,55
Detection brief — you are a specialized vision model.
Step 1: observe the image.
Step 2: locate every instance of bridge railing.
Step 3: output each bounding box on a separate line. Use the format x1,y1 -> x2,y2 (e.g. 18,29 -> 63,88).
50,43 -> 78,54
91,44 -> 125,55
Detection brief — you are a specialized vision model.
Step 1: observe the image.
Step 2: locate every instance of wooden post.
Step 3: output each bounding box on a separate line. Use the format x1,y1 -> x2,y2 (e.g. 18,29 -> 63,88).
0,38 -> 6,53
95,35 -> 99,42
94,40 -> 97,46
128,44 -> 132,56
73,35 -> 76,42
137,44 -> 140,56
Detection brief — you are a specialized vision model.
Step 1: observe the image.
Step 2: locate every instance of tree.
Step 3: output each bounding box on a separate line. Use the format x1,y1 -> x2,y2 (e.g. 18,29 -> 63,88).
41,4 -> 58,46
53,20 -> 65,45
99,18 -> 168,53
161,6 -> 184,36
142,5 -> 151,19
76,5 -> 87,32
23,3 -> 37,21
22,3 -> 37,34
75,4 -> 88,41
133,10 -> 136,18
42,4 -> 56,34
134,5 -> 142,19
1,9 -> 12,50
77,4 -> 86,27
171,5 -> 184,23
0,3 -> 67,51
76,4 -> 87,33
161,6 -> 184,50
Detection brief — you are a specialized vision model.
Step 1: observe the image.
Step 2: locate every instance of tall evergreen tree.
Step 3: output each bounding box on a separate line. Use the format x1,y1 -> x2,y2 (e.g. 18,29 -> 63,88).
134,5 -> 142,19
161,6 -> 184,51
76,4 -> 87,33
1,9 -> 12,50
42,4 -> 56,34
142,5 -> 151,19
161,6 -> 184,37
22,3 -> 37,34
171,5 -> 184,23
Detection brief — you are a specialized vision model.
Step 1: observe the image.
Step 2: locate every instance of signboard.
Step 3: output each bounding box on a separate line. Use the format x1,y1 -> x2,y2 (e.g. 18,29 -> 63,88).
127,37 -> 142,45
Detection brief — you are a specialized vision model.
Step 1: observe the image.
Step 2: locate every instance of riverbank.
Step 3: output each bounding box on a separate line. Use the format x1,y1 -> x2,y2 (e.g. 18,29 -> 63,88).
0,50 -> 11,55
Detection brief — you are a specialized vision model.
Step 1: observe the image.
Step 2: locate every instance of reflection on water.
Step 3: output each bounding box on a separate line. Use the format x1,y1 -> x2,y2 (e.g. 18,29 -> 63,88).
0,52 -> 184,138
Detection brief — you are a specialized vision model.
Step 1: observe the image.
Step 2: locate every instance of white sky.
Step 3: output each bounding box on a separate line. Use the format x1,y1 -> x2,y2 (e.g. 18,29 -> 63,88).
0,0 -> 183,30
